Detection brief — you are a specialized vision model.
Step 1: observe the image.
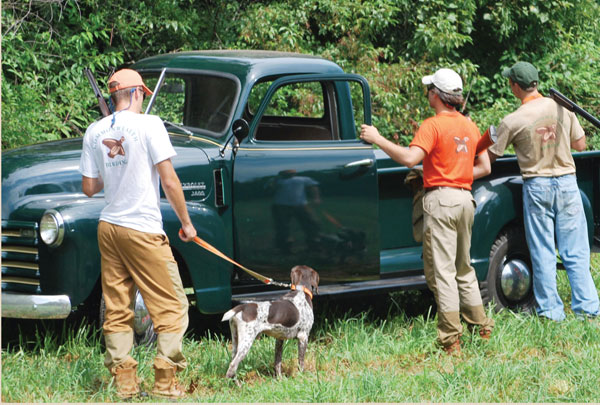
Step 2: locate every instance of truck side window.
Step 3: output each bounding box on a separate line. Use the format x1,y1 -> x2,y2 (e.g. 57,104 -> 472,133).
348,81 -> 365,139
251,81 -> 339,142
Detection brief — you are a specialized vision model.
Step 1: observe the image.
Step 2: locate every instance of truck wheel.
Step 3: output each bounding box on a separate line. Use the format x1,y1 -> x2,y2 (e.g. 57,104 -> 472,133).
481,227 -> 536,313
99,289 -> 157,347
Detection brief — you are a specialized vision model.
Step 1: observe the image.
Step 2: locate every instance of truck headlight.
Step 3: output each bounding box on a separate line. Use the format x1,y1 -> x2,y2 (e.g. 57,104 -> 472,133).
40,210 -> 65,247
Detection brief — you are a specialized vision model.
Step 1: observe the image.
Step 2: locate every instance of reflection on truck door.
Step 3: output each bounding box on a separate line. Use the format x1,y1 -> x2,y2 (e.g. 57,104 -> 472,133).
233,77 -> 379,284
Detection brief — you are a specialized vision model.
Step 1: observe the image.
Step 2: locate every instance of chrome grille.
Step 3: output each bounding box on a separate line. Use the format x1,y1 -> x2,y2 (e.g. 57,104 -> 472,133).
1,220 -> 40,294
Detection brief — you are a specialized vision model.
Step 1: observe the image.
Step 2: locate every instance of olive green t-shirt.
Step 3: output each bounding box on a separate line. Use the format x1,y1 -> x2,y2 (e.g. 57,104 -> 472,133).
488,97 -> 584,178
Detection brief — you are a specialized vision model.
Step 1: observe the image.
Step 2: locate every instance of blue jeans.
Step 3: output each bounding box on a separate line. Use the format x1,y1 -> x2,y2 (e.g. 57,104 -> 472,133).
523,174 -> 600,321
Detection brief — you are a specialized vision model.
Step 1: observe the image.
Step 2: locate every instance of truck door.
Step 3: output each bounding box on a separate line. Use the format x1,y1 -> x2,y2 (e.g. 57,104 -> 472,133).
232,74 -> 379,284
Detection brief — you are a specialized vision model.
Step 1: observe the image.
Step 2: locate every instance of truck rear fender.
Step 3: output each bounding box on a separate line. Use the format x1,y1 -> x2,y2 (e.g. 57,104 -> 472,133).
470,176 -> 524,280
580,190 -> 594,247
471,177 -> 595,279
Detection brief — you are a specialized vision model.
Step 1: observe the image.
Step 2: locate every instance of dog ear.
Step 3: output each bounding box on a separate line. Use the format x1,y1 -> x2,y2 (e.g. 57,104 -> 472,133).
290,266 -> 302,286
310,269 -> 319,294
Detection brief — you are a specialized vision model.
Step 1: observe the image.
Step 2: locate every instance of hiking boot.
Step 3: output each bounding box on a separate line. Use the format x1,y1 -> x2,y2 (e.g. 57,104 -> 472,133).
152,358 -> 187,399
467,324 -> 493,340
479,328 -> 492,340
111,366 -> 140,399
443,339 -> 461,355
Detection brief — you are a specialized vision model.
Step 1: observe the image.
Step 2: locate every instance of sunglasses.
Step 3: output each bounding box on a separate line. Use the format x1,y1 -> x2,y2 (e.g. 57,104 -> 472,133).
425,84 -> 436,97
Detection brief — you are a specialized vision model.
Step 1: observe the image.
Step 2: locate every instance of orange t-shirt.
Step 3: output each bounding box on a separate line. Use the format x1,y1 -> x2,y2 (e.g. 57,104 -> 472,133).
410,111 -> 481,190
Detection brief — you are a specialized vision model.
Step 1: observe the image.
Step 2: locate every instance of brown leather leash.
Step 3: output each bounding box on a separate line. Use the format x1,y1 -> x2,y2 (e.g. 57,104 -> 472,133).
180,229 -> 291,288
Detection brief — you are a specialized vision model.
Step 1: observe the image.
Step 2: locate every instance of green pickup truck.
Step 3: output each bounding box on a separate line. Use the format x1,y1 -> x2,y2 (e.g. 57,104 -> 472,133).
3,51 -> 600,341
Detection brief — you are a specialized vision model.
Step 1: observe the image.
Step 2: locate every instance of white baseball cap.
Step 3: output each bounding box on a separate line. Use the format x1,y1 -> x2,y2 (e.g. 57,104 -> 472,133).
422,68 -> 463,95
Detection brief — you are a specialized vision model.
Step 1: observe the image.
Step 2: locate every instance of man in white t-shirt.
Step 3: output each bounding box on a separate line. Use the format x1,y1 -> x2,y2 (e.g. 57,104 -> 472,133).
79,69 -> 197,399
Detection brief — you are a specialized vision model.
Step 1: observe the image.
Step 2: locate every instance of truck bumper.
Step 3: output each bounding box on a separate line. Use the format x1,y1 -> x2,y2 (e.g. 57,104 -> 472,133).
2,292 -> 71,319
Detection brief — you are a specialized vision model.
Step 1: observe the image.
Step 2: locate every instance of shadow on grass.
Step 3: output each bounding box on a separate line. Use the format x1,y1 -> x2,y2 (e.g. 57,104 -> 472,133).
1,314 -> 101,352
312,288 -> 436,328
2,289 -> 437,350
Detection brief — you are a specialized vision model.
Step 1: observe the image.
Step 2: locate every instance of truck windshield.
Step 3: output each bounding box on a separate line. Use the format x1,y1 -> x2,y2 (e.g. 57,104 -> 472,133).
141,72 -> 238,137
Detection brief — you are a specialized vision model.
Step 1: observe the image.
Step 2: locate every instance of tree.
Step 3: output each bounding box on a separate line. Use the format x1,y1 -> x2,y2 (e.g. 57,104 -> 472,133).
2,0 -> 599,149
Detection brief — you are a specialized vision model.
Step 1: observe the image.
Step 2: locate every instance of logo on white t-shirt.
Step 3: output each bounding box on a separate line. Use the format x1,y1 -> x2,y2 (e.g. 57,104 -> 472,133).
102,136 -> 126,158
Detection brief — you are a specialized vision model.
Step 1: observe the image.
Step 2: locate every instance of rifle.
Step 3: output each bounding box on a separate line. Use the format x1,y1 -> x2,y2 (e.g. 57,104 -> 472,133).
84,68 -> 111,117
549,88 -> 600,130
460,78 -> 473,117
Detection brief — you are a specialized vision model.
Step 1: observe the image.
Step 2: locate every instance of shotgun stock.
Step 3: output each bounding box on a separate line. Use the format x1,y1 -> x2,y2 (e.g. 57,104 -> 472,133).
476,125 -> 497,154
84,68 -> 110,117
549,88 -> 600,130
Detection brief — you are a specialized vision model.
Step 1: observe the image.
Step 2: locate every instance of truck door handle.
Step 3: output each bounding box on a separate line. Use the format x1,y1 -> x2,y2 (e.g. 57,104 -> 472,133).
344,158 -> 374,169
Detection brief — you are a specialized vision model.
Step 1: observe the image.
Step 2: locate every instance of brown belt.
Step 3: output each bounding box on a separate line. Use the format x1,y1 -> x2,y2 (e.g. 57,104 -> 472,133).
424,186 -> 470,193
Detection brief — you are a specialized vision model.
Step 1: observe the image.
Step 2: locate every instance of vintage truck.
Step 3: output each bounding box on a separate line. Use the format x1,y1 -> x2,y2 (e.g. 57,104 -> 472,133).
3,50 -> 600,342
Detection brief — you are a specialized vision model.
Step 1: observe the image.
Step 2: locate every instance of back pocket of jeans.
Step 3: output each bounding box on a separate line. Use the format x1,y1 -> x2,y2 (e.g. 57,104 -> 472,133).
526,189 -> 550,217
562,189 -> 582,216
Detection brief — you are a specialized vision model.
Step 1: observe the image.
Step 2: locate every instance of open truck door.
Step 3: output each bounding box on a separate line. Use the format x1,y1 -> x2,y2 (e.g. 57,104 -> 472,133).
233,74 -> 379,284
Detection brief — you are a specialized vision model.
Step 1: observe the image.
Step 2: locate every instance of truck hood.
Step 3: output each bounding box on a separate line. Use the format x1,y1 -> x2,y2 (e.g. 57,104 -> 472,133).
2,136 -> 213,218
2,138 -> 85,217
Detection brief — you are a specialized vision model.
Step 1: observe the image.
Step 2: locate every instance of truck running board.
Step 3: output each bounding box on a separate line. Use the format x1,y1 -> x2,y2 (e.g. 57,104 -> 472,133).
232,275 -> 427,303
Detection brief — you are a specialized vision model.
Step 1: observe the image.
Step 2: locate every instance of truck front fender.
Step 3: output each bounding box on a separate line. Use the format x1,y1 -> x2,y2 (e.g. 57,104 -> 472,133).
10,196 -> 106,308
161,202 -> 232,314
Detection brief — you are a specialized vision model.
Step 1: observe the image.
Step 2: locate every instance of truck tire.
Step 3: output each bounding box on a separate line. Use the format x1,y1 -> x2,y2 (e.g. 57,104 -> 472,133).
99,289 -> 157,347
481,227 -> 536,313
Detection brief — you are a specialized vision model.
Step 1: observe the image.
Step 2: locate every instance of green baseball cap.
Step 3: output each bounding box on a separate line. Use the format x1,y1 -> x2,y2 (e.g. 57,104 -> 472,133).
502,61 -> 539,88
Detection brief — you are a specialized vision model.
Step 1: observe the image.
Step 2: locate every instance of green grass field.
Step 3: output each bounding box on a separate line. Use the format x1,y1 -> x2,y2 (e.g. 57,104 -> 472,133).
2,254 -> 600,402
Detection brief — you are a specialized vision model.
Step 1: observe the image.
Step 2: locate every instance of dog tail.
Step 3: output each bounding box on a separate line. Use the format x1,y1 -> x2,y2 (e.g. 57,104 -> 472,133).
221,309 -> 237,322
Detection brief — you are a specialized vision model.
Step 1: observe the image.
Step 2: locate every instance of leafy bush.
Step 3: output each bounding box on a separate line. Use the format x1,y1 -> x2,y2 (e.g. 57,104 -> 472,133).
2,0 -> 599,149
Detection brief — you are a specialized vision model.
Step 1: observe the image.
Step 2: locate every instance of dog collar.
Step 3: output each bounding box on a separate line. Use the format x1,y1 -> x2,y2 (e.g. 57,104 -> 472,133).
291,284 -> 313,300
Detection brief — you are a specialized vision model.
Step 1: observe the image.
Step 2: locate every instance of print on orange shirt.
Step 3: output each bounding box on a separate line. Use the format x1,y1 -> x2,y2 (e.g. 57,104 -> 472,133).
454,137 -> 469,153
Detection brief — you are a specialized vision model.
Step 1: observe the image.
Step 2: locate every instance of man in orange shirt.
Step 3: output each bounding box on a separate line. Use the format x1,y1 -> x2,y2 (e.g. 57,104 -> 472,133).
361,68 -> 494,354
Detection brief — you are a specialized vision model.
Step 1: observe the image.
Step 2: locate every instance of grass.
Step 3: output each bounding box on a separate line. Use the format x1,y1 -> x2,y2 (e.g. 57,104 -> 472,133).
2,254 -> 600,402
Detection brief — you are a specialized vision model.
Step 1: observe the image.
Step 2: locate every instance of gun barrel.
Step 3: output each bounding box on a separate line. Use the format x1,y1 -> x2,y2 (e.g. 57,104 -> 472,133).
84,68 -> 110,117
550,88 -> 600,130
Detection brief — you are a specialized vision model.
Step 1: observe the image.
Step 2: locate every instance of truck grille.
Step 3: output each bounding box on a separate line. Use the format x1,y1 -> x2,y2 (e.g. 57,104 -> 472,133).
1,220 -> 41,294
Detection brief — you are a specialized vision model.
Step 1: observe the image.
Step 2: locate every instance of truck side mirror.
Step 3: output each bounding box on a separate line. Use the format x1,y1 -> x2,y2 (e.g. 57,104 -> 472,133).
232,118 -> 249,140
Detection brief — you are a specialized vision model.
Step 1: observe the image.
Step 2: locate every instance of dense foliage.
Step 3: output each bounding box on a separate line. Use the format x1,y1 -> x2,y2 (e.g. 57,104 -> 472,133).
3,0 -> 600,149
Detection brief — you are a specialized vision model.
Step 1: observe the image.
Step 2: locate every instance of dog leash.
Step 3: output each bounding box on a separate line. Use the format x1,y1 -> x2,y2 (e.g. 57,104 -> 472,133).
180,229 -> 291,288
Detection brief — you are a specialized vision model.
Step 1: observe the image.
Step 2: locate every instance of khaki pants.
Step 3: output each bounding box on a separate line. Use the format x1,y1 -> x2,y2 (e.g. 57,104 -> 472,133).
98,221 -> 189,371
422,188 -> 494,347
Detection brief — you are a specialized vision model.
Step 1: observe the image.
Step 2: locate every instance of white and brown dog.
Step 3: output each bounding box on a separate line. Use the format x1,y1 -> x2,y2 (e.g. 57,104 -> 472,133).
221,265 -> 319,378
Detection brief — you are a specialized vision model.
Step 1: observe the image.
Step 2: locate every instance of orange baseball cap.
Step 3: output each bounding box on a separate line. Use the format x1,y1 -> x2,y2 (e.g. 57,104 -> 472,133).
108,69 -> 153,96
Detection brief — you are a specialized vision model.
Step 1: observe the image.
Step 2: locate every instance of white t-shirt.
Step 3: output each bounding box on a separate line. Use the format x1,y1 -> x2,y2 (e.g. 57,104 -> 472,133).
273,175 -> 318,206
79,111 -> 176,234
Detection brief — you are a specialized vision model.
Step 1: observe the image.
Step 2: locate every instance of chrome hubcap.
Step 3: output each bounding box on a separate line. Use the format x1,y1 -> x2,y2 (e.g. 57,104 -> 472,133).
133,290 -> 152,335
500,258 -> 532,302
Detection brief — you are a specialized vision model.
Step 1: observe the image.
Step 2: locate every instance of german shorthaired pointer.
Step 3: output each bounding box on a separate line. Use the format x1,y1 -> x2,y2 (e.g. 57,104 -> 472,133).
221,265 -> 319,379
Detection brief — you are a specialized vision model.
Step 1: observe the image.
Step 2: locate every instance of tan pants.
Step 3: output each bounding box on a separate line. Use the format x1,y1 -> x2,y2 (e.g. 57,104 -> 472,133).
98,221 -> 189,371
422,188 -> 494,347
